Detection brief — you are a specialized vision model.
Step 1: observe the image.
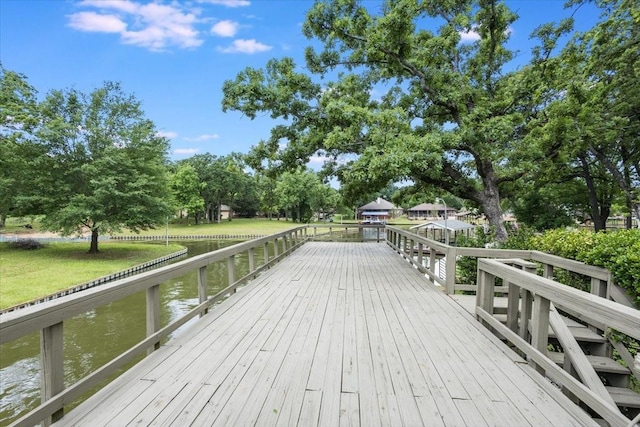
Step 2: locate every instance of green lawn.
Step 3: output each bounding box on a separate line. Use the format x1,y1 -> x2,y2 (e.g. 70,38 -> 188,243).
117,218 -> 306,236
0,242 -> 185,310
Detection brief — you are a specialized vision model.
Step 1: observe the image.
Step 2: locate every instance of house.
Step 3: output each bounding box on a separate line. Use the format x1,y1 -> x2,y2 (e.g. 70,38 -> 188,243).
357,198 -> 401,223
407,203 -> 457,220
218,204 -> 232,220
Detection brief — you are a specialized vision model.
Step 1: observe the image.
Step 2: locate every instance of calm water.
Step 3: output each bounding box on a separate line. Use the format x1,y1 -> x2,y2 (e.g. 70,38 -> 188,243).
0,240 -> 265,426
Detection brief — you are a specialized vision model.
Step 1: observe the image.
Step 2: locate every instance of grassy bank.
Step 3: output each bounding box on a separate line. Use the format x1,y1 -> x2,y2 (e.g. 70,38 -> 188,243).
0,242 -> 185,310
116,218 -> 304,236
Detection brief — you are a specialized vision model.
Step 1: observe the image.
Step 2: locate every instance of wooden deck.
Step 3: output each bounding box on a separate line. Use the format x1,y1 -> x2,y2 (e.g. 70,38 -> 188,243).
56,242 -> 597,427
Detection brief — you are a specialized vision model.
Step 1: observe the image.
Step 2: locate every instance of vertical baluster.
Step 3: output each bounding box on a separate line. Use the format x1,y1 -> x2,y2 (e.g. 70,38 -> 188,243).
263,241 -> 269,267
530,294 -> 551,374
41,322 -> 64,425
228,255 -> 236,292
146,285 -> 160,354
198,266 -> 208,317
248,247 -> 255,277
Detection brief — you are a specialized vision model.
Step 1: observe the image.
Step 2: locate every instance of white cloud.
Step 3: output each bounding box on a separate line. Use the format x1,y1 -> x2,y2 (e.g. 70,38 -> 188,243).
68,1 -> 203,51
459,29 -> 481,42
157,130 -> 178,139
211,20 -> 239,37
78,0 -> 139,14
185,133 -> 220,142
173,148 -> 200,155
308,154 -> 330,164
68,11 -> 127,33
198,0 -> 250,7
218,39 -> 272,54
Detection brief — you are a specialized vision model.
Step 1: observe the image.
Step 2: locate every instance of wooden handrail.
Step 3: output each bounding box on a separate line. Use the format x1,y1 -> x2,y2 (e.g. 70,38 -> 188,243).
475,259 -> 640,426
477,259 -> 639,338
0,226 -> 307,427
384,226 -> 630,308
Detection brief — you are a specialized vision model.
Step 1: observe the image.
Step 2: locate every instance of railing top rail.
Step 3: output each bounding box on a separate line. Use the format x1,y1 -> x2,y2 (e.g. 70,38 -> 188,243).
385,226 -> 611,281
0,226 -> 307,344
385,225 -> 451,252
530,251 -> 610,281
478,258 -> 640,339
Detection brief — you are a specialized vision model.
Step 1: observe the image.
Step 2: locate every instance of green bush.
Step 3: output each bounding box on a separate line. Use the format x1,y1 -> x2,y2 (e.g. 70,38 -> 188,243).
529,229 -> 640,306
8,238 -> 45,250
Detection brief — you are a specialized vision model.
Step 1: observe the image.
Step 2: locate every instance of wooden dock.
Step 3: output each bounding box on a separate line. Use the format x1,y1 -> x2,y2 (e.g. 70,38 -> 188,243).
56,242 -> 598,426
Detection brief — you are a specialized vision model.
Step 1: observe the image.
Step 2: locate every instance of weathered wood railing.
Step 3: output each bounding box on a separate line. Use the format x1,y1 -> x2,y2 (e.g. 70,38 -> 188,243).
476,259 -> 640,426
385,226 -> 633,307
386,225 -> 640,425
0,226 -> 307,427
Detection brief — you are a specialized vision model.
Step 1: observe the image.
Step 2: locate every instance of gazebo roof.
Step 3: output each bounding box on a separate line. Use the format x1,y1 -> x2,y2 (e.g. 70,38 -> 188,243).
409,219 -> 475,232
358,198 -> 398,211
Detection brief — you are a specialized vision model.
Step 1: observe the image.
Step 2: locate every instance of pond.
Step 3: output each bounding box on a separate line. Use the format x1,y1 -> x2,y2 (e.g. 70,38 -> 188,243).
0,239 -> 265,426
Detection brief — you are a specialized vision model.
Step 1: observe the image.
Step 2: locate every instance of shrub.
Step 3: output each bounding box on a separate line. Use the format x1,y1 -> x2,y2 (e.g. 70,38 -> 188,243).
8,239 -> 45,250
530,228 -> 640,306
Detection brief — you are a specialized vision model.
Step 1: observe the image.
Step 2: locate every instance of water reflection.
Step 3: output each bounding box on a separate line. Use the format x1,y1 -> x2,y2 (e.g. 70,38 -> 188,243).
0,239 -> 265,426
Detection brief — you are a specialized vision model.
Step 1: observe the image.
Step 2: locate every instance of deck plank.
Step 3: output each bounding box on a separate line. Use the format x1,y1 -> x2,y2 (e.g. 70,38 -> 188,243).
56,242 -> 600,427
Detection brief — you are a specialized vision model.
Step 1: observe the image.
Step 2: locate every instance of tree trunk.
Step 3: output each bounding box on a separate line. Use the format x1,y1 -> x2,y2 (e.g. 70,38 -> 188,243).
0,214 -> 5,228
579,155 -> 606,231
88,228 -> 99,254
478,163 -> 507,242
217,200 -> 222,224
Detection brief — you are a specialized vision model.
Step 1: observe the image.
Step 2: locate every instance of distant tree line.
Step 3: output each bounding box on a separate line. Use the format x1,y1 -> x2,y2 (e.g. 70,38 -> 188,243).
0,68 -> 342,253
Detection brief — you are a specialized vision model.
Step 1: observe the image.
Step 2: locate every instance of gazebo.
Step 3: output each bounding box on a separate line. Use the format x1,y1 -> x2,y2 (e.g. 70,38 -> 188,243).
410,219 -> 476,245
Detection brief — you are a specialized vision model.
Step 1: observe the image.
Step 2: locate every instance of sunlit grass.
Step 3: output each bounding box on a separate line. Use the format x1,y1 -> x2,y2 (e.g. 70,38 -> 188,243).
0,242 -> 184,310
118,218 -> 304,236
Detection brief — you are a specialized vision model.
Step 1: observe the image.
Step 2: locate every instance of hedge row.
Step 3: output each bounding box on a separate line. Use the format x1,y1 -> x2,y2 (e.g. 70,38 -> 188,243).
528,229 -> 640,306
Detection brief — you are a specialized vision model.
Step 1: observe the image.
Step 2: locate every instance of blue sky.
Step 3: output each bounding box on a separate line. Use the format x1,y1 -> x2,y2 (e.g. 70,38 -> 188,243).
1,0 -> 601,164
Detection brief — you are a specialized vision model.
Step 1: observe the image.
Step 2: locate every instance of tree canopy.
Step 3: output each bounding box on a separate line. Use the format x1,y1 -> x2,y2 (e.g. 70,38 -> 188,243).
3,76 -> 172,252
222,0 -> 639,238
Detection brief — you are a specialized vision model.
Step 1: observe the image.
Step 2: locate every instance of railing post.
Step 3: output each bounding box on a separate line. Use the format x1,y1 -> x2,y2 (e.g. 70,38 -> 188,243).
506,283 -> 520,333
429,248 -> 436,274
507,262 -> 535,334
263,241 -> 269,267
273,238 -> 279,258
248,247 -> 256,277
445,247 -> 456,294
146,284 -> 161,354
417,242 -> 424,268
476,269 -> 495,323
542,263 -> 554,279
198,266 -> 208,317
530,294 -> 551,374
41,322 -> 64,426
228,255 -> 236,292
519,290 -> 533,341
283,235 -> 289,252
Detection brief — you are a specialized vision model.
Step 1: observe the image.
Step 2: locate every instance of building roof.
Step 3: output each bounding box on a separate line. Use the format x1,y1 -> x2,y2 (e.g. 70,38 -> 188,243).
409,219 -> 475,232
358,198 -> 398,211
408,203 -> 456,212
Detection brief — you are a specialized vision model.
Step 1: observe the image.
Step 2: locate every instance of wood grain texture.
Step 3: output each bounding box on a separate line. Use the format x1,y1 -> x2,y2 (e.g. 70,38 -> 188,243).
55,243 -> 599,427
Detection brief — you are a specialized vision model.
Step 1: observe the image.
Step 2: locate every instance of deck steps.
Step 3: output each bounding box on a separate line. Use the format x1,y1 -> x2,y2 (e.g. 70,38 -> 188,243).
451,292 -> 639,419
606,387 -> 640,408
547,352 -> 632,375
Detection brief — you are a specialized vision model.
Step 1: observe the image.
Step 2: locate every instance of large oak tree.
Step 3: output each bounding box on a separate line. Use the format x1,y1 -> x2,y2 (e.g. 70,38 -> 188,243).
222,0 -> 561,240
